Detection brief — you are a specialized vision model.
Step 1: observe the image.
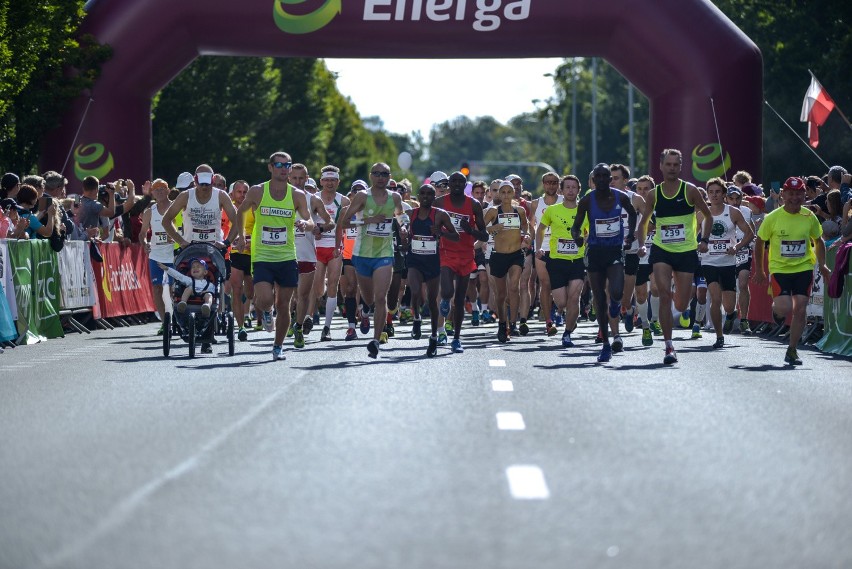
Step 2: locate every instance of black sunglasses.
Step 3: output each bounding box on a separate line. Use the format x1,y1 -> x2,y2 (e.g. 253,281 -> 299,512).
371,171 -> 390,178
271,161 -> 293,169
435,181 -> 449,188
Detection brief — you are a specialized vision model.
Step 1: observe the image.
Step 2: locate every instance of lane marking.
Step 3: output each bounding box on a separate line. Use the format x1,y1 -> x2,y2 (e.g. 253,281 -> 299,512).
506,465 -> 550,499
491,380 -> 514,392
488,359 -> 506,367
496,412 -> 525,430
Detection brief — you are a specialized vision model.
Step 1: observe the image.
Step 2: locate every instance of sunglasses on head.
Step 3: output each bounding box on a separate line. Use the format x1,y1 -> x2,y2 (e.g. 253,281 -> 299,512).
272,161 -> 293,169
371,171 -> 390,178
435,181 -> 449,188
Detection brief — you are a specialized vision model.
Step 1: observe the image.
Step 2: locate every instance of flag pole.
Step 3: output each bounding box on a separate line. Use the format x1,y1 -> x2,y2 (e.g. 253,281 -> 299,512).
764,99 -> 830,169
61,97 -> 95,177
809,69 -> 852,131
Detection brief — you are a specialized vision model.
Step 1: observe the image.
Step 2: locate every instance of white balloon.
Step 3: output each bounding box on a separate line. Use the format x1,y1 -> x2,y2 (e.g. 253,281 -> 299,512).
397,151 -> 413,171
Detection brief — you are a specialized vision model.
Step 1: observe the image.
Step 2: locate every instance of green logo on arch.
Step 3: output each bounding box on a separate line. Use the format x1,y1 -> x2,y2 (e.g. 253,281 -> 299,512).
273,0 -> 342,34
691,143 -> 731,182
74,143 -> 115,181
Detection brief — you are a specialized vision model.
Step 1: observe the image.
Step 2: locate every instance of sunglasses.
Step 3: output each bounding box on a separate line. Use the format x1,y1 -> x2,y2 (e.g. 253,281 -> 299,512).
271,161 -> 293,169
371,171 -> 390,178
435,181 -> 449,188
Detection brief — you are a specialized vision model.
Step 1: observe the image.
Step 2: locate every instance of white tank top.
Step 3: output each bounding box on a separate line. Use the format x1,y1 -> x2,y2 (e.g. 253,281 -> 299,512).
735,205 -> 753,265
315,192 -> 345,248
618,189 -> 643,254
701,204 -> 737,267
183,188 -> 222,244
149,203 -> 176,263
295,191 -> 320,262
534,197 -> 554,251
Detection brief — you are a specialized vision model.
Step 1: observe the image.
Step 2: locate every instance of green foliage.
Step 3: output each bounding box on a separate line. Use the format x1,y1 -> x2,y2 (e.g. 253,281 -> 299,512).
0,0 -> 111,174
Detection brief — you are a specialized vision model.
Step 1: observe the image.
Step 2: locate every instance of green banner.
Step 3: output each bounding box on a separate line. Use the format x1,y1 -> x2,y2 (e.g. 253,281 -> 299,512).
9,240 -> 63,343
816,247 -> 852,356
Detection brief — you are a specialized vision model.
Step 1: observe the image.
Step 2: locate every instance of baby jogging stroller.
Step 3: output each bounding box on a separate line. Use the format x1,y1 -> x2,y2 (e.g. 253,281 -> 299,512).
162,243 -> 235,358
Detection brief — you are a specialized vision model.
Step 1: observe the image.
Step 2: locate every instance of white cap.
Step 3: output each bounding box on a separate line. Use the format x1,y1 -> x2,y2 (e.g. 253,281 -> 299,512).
499,180 -> 514,190
430,171 -> 449,184
504,174 -> 522,183
176,171 -> 194,190
305,177 -> 318,189
351,179 -> 367,191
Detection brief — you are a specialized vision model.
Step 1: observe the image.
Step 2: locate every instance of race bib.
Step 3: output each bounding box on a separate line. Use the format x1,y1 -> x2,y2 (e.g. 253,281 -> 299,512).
736,248 -> 750,265
366,218 -> 393,237
708,239 -> 731,256
261,225 -> 287,245
411,235 -> 437,255
660,224 -> 686,244
192,228 -> 216,242
448,212 -> 468,231
345,227 -> 358,239
154,231 -> 170,245
595,216 -> 621,238
645,231 -> 655,247
557,238 -> 579,255
780,239 -> 806,258
498,212 -> 520,229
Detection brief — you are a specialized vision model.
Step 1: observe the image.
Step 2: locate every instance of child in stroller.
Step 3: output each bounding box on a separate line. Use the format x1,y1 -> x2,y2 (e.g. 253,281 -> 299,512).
158,258 -> 215,318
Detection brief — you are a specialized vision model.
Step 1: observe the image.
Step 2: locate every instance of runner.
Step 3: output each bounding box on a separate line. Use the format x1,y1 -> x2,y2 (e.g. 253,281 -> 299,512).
484,180 -> 531,342
339,163 -> 404,358
530,171 -> 561,336
572,163 -> 641,362
505,174 -> 534,334
632,175 -> 661,346
404,183 -> 459,356
231,152 -> 314,361
726,186 -> 758,334
536,174 -> 588,348
753,176 -> 830,365
226,180 -> 254,341
696,177 -> 754,348
336,180 -> 367,341
434,171 -> 489,353
139,179 -> 174,335
610,163 -> 647,333
313,166 -> 349,342
641,149 -> 713,364
467,180 -> 490,327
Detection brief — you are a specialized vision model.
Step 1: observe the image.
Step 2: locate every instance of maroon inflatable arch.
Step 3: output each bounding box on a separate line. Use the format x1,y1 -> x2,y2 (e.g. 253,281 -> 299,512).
43,0 -> 762,185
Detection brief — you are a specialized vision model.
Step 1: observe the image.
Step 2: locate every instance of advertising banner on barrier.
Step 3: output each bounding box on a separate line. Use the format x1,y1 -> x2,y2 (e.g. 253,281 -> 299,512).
91,243 -> 155,317
816,248 -> 852,356
0,239 -> 16,341
807,263 -> 825,318
8,239 -> 63,343
59,240 -> 96,310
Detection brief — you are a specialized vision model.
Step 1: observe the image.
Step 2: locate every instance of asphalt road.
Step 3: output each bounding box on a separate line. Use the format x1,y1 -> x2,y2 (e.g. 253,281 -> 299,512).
1,315 -> 851,569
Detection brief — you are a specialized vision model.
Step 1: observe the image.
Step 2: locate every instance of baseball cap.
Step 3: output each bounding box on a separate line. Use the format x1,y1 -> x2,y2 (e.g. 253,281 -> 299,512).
189,258 -> 208,270
499,180 -> 514,190
744,195 -> 766,213
350,179 -> 367,191
429,171 -> 449,184
726,186 -> 742,196
151,179 -> 169,192
305,178 -> 318,189
176,171 -> 194,190
1,173 -> 20,191
782,176 -> 805,191
504,174 -> 522,183
740,183 -> 760,197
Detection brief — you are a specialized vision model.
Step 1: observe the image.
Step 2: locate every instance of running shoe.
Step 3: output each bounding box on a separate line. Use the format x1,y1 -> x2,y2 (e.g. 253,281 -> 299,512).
262,311 -> 274,332
608,300 -> 620,319
272,345 -> 284,361
156,324 -> 164,336
345,328 -> 357,341
509,323 -> 518,338
411,319 -> 422,340
293,328 -> 305,349
712,336 -> 724,349
546,322 -> 558,336
254,320 -> 264,332
399,308 -> 412,324
519,320 -> 529,336
201,343 -> 213,354
482,310 -> 494,324
321,326 -> 332,342
740,320 -> 753,335
379,331 -> 388,344
642,328 -> 653,346
497,322 -> 508,344
663,346 -> 678,365
464,300 -> 473,314
439,298 -> 451,317
622,309 -> 634,333
784,347 -> 802,366
595,330 -> 604,344
723,315 -> 735,334
471,310 -> 480,326
360,313 -> 371,335
313,311 -> 320,326
451,339 -> 464,353
561,330 -> 573,348
588,305 -> 596,321
367,339 -> 380,359
385,322 -> 395,338
303,316 -> 314,335
650,320 -> 663,336
427,335 -> 438,357
238,327 -> 248,342
597,343 -> 612,363
437,331 -> 448,346
286,323 -> 294,338
611,335 -> 624,353
176,301 -> 187,313
691,324 -> 702,339
201,304 -> 211,318
555,312 -> 564,327
445,321 -> 454,334
679,310 -> 691,328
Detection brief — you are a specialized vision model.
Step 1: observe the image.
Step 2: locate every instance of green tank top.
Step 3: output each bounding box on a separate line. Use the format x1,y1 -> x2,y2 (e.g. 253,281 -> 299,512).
354,190 -> 396,259
251,181 -> 297,263
652,180 -> 698,253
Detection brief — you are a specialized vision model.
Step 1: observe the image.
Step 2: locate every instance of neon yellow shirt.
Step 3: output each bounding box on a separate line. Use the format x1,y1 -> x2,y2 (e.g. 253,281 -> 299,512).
757,206 -> 822,274
540,202 -> 588,261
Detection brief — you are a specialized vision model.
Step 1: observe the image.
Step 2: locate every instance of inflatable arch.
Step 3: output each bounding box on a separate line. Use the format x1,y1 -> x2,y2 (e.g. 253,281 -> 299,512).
43,0 -> 762,185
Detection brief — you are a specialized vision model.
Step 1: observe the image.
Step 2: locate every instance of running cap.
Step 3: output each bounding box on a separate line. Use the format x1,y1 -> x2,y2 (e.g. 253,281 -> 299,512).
176,172 -> 194,190
189,258 -> 208,270
726,186 -> 742,196
151,179 -> 169,191
196,171 -> 214,185
499,180 -> 515,190
504,174 -> 522,183
351,179 -> 367,190
783,176 -> 806,191
305,178 -> 318,189
320,170 -> 340,180
429,171 -> 449,184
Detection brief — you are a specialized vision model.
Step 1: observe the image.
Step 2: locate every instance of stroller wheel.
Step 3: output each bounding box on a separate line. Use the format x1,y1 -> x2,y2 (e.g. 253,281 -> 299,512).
227,312 -> 235,356
162,312 -> 171,357
188,313 -> 196,358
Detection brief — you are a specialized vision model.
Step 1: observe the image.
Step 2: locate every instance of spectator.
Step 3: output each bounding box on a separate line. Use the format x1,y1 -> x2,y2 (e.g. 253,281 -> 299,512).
75,176 -> 125,240
827,165 -> 850,204
732,170 -> 752,188
1,173 -> 20,200
21,175 -> 45,196
820,190 -> 843,239
14,184 -> 55,239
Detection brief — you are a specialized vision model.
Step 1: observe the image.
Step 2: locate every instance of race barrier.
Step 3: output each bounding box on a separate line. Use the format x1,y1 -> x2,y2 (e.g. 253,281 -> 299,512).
58,241 -> 98,311
90,242 -> 155,318
745,253 -> 824,324
816,246 -> 852,357
0,240 -> 17,342
6,239 -> 64,343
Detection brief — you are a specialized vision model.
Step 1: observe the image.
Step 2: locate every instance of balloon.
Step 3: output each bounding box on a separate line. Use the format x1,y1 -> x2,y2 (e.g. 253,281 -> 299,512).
397,151 -> 413,171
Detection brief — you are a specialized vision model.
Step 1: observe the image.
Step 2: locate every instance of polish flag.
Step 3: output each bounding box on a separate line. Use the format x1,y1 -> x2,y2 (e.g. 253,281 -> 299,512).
800,73 -> 835,148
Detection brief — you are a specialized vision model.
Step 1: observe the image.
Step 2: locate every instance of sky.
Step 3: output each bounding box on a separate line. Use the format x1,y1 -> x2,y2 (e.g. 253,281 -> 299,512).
324,58 -> 564,138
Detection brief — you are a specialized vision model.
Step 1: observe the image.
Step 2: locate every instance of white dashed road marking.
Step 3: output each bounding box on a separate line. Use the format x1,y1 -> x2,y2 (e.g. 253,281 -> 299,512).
496,412 -> 526,431
506,465 -> 550,500
491,380 -> 513,392
488,359 -> 506,367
